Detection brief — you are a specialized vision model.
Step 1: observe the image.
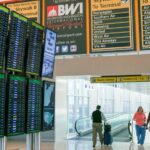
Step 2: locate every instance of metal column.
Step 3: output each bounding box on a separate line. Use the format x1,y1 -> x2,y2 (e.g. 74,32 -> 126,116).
26,134 -> 34,150
0,137 -> 7,150
34,132 -> 40,150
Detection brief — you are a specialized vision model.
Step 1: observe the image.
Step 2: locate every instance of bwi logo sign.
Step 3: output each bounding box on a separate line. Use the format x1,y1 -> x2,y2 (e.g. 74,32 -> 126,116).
47,5 -> 58,17
47,3 -> 83,17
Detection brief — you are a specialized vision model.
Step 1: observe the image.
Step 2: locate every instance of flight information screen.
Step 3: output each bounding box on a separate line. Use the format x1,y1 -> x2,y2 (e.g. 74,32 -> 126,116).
0,5 -> 9,70
26,79 -> 42,133
43,81 -> 55,131
42,29 -> 56,78
7,75 -> 26,136
26,22 -> 44,76
0,74 -> 6,137
7,11 -> 27,73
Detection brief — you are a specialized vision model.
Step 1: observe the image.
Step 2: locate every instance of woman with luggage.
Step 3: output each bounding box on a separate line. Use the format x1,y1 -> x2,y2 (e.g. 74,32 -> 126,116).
133,106 -> 146,145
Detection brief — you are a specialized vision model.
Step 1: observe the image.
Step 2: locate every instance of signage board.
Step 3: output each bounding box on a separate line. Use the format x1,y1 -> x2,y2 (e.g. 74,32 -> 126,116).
0,0 -> 24,4
7,11 -> 28,73
7,75 -> 26,136
44,0 -> 86,55
0,74 -> 6,137
91,75 -> 150,83
26,21 -> 44,76
42,81 -> 55,131
42,29 -> 56,79
90,0 -> 135,52
139,0 -> 150,50
26,79 -> 42,133
6,1 -> 39,22
0,5 -> 9,70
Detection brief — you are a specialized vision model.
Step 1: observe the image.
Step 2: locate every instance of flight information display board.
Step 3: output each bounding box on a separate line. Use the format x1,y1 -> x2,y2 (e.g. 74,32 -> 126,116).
42,29 -> 56,78
7,75 -> 26,136
42,81 -> 55,131
7,11 -> 27,73
26,22 -> 44,76
26,79 -> 42,133
139,0 -> 150,50
90,0 -> 135,52
0,5 -> 9,70
0,74 -> 6,137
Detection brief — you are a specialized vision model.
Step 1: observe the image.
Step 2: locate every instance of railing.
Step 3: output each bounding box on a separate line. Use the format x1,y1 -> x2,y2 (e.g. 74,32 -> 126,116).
75,117 -> 92,136
75,113 -> 132,139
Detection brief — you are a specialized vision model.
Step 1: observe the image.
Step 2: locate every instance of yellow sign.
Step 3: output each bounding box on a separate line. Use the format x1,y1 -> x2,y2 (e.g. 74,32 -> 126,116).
139,0 -> 150,49
90,0 -> 133,52
91,77 -> 117,83
117,75 -> 149,82
6,1 -> 39,22
91,75 -> 150,83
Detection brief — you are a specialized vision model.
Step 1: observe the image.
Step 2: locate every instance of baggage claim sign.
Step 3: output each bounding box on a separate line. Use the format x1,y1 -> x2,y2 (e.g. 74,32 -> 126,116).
90,0 -> 135,52
44,0 -> 86,55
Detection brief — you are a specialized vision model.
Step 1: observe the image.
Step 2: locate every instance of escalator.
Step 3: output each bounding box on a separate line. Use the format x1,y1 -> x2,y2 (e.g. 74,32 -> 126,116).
74,114 -> 132,142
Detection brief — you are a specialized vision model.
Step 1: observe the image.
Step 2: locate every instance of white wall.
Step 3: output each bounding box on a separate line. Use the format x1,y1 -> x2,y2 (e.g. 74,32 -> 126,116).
55,78 -> 68,141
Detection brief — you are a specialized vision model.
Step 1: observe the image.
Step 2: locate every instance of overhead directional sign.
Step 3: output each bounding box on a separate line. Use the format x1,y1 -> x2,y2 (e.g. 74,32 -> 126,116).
91,75 -> 150,83
139,0 -> 150,50
90,0 -> 135,52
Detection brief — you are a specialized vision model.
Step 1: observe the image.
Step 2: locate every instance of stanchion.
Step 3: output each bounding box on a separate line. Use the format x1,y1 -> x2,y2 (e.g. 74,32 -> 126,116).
34,132 -> 40,150
26,134 -> 33,150
0,137 -> 7,150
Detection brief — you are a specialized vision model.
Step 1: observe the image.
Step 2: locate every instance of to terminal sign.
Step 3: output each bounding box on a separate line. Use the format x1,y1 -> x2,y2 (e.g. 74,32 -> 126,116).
90,0 -> 135,52
139,0 -> 150,50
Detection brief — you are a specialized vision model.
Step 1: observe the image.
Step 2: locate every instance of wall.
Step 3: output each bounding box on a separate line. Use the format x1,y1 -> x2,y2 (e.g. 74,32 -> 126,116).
54,54 -> 150,76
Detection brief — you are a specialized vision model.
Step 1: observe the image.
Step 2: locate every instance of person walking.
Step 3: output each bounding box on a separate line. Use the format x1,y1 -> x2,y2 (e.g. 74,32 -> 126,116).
92,105 -> 106,148
133,106 -> 146,145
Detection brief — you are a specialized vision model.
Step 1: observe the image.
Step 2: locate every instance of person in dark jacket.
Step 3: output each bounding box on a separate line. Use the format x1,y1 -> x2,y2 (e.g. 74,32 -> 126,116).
92,105 -> 106,148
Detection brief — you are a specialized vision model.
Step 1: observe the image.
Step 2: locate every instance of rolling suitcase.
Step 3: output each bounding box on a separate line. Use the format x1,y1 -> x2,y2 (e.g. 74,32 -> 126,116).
104,124 -> 113,145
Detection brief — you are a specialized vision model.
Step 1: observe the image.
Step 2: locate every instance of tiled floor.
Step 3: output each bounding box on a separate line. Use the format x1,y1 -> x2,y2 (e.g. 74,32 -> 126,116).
6,140 -> 150,150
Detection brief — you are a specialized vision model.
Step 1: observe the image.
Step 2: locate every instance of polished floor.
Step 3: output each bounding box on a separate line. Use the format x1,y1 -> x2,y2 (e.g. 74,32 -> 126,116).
6,140 -> 150,150
6,129 -> 150,150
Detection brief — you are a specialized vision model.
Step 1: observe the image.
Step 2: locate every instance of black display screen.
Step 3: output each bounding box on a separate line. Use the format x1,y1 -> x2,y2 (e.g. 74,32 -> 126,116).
7,11 -> 27,73
26,22 -> 44,76
7,75 -> 26,136
0,5 -> 9,70
26,79 -> 42,133
42,81 -> 55,131
42,29 -> 56,78
0,74 -> 6,137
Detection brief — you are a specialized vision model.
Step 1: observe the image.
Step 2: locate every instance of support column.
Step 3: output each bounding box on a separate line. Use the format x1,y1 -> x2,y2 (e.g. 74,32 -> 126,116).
26,134 -> 33,150
0,137 -> 7,150
34,132 -> 40,150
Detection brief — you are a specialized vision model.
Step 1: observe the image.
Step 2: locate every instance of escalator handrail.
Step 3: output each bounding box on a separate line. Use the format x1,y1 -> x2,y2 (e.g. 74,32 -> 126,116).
128,120 -> 132,139
74,114 -> 128,136
75,117 -> 91,136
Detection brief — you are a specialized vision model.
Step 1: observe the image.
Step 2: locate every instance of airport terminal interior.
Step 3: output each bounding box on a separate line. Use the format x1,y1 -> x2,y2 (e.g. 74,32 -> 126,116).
5,77 -> 150,150
1,0 -> 150,150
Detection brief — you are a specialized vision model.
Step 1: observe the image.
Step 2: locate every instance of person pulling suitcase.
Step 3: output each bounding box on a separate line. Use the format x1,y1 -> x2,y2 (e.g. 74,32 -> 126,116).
91,105 -> 107,148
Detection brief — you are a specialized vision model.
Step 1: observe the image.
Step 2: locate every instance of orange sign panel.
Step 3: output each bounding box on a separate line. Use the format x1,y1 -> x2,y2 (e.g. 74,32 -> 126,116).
90,0 -> 135,52
139,0 -> 150,50
6,1 -> 39,22
0,0 -> 23,4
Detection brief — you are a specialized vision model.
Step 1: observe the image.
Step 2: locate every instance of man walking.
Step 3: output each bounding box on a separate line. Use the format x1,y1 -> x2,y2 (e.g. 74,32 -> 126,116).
92,105 -> 106,148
